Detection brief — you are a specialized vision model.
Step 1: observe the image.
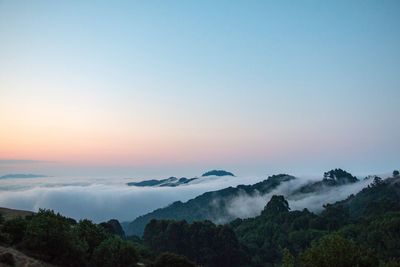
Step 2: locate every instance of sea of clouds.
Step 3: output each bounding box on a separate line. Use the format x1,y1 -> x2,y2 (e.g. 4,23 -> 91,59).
0,172 -> 383,224
0,174 -> 266,222
221,176 -> 375,222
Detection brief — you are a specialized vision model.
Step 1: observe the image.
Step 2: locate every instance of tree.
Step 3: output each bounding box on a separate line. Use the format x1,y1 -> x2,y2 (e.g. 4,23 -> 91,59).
281,248 -> 294,267
23,209 -> 87,266
144,219 -> 249,267
320,204 -> 349,231
393,170 -> 399,177
153,252 -> 196,267
262,195 -> 290,216
381,259 -> 400,267
91,237 -> 138,267
323,169 -> 358,184
99,219 -> 125,238
1,217 -> 28,244
75,219 -> 108,257
371,176 -> 383,187
299,234 -> 376,267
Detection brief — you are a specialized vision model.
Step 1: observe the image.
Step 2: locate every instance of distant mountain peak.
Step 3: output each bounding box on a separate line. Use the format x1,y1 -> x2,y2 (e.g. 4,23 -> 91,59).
201,170 -> 235,177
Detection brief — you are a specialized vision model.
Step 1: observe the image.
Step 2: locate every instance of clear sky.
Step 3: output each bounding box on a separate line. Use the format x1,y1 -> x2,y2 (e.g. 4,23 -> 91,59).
0,1 -> 399,177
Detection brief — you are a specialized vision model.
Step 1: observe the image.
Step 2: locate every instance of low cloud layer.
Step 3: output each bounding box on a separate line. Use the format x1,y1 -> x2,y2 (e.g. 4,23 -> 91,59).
222,177 -> 374,222
0,173 -> 381,224
0,175 -> 265,222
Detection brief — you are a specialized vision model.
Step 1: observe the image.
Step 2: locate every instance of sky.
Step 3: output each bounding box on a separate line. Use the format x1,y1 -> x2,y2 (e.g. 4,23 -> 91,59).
0,1 -> 399,178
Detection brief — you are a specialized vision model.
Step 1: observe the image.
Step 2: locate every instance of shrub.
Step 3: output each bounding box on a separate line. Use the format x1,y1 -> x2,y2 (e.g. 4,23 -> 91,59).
91,237 -> 138,267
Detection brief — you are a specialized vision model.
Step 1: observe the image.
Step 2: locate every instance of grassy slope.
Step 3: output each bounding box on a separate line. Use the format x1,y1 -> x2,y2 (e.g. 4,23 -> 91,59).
0,207 -> 34,221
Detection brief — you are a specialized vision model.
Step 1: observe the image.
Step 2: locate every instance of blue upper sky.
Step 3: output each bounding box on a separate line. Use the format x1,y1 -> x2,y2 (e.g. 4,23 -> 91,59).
0,1 -> 399,177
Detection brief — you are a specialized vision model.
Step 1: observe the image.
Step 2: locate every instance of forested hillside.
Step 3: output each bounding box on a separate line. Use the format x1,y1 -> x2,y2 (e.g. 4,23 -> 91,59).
142,174 -> 400,266
125,169 -> 365,236
125,174 -> 295,236
1,171 -> 399,266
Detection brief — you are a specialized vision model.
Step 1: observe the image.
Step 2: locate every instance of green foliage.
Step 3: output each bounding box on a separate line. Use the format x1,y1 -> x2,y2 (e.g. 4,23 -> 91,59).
233,197 -> 324,265
75,219 -> 108,256
1,171 -> 400,267
99,219 -> 125,237
1,217 -> 28,244
299,234 -> 377,267
381,259 -> 400,267
153,252 -> 196,267
11,173 -> 396,267
0,214 -> 8,243
262,195 -> 290,216
126,174 -> 295,236
334,176 -> 400,218
91,237 -> 138,267
320,204 -> 349,231
129,241 -> 155,265
233,177 -> 400,266
23,209 -> 88,266
0,208 -> 136,267
281,248 -> 294,267
393,170 -> 400,177
295,169 -> 358,194
144,219 -> 249,267
323,168 -> 358,184
351,212 -> 400,261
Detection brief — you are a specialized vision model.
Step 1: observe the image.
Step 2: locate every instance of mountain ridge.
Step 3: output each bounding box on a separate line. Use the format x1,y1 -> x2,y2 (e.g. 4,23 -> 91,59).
126,169 -> 235,187
124,174 -> 295,236
124,169 -> 369,236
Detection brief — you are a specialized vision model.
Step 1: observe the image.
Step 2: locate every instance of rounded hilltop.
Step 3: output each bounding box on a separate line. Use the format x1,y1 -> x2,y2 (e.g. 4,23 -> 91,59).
201,170 -> 235,177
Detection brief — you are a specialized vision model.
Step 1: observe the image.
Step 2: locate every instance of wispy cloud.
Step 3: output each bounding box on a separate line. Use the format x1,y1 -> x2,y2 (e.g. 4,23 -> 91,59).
0,173 -> 384,224
0,175 -> 264,222
220,177 -> 375,223
0,159 -> 54,164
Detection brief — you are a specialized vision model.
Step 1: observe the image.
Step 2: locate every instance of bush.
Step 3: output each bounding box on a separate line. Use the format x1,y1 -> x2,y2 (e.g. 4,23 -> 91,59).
1,217 -> 28,244
91,237 -> 138,267
153,252 -> 196,267
144,219 -> 249,267
299,234 -> 377,267
23,209 -> 88,266
99,219 -> 125,237
75,219 -> 108,257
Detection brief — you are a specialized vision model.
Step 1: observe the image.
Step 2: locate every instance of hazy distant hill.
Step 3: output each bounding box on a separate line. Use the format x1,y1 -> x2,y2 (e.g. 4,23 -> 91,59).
126,170 -> 235,187
201,170 -> 235,177
124,174 -> 295,236
127,176 -> 198,187
0,173 -> 47,179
